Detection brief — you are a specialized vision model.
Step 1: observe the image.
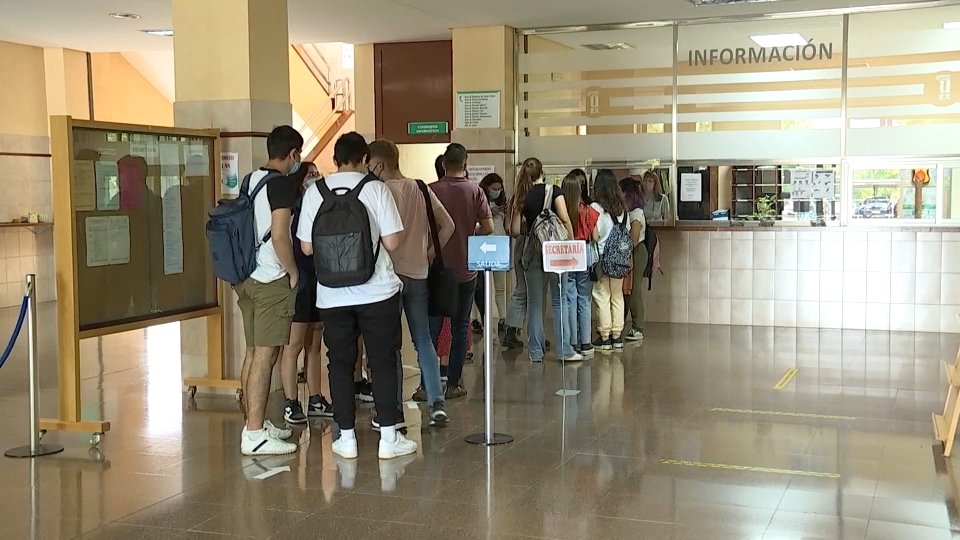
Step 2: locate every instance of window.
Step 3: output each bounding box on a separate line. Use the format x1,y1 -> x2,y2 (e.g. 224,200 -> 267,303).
849,167 -> 936,221
723,164 -> 839,221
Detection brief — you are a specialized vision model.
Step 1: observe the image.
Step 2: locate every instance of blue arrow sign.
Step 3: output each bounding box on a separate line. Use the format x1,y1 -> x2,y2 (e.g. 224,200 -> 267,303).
467,236 -> 511,272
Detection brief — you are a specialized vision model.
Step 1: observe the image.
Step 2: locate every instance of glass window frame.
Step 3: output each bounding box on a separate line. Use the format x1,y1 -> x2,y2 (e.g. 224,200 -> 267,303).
840,158 -> 960,226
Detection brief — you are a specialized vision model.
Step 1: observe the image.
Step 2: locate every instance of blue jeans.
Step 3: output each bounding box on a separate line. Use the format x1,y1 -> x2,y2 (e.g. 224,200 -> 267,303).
525,261 -> 576,360
400,276 -> 444,405
505,261 -> 527,329
430,277 -> 477,388
566,270 -> 593,347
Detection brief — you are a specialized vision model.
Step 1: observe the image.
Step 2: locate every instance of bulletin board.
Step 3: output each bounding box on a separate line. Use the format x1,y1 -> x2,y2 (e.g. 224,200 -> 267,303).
46,116 -> 227,440
69,124 -> 218,330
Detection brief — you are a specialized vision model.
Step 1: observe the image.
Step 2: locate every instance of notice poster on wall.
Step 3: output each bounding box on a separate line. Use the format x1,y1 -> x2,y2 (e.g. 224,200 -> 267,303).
95,161 -> 120,211
159,142 -> 180,177
680,173 -> 702,202
791,170 -> 813,199
85,216 -> 130,267
73,160 -> 97,211
456,91 -> 501,129
184,143 -> 209,177
812,170 -> 836,199
221,152 -> 240,195
466,164 -> 495,184
161,176 -> 184,275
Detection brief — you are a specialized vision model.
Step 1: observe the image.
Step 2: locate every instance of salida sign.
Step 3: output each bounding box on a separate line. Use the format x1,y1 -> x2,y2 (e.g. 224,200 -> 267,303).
542,241 -> 587,273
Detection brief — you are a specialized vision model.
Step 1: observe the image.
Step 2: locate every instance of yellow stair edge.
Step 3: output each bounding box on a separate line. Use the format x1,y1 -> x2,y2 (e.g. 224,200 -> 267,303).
934,413 -> 949,442
946,363 -> 960,387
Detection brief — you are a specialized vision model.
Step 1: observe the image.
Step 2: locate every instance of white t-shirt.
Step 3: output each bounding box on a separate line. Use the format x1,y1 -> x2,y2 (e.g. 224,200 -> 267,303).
248,168 -> 298,284
296,172 -> 404,309
591,203 -> 644,254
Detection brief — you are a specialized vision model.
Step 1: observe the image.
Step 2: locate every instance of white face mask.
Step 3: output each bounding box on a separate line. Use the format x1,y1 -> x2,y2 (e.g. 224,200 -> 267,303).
488,189 -> 503,200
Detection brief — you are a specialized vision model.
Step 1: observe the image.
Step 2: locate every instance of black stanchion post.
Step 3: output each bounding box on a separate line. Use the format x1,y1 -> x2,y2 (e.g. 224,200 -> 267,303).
6,275 -> 64,458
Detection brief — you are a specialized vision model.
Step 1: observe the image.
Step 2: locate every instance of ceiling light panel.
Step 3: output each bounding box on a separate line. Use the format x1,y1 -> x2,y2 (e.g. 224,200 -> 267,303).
691,0 -> 793,5
108,13 -> 141,20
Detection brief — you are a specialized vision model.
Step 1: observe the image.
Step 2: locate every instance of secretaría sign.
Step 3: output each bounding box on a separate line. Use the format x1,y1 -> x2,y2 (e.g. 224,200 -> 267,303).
687,41 -> 835,68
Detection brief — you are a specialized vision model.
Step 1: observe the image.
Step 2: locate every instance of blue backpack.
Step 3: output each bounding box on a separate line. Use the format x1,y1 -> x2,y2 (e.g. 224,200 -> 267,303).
600,213 -> 633,279
206,171 -> 280,285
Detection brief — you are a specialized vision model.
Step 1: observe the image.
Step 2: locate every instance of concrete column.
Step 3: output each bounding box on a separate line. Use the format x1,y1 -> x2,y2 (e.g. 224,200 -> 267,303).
451,26 -> 517,187
43,48 -> 89,120
172,0 -> 293,387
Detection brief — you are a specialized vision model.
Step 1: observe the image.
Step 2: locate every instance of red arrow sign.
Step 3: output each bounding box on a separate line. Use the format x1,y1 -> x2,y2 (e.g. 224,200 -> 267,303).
551,258 -> 579,268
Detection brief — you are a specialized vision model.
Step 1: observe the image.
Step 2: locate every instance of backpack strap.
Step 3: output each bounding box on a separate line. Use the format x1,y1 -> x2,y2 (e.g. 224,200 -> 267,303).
416,180 -> 445,268
541,184 -> 553,214
247,170 -> 282,245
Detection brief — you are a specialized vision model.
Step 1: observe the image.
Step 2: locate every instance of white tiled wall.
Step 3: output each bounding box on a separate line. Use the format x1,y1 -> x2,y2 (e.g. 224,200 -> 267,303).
645,230 -> 960,333
0,133 -> 55,308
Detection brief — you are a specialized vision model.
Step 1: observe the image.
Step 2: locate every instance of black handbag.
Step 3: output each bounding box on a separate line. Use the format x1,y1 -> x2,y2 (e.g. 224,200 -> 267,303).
416,181 -> 458,317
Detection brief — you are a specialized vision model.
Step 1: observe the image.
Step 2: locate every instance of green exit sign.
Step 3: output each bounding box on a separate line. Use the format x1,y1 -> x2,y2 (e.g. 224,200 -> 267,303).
408,122 -> 449,136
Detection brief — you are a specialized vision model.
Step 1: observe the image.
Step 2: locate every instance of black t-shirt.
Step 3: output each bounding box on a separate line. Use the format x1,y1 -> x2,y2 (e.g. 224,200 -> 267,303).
262,168 -> 298,211
522,183 -> 562,228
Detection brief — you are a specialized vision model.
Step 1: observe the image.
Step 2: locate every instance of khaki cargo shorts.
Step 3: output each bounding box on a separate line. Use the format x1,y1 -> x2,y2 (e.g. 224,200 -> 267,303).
236,276 -> 296,347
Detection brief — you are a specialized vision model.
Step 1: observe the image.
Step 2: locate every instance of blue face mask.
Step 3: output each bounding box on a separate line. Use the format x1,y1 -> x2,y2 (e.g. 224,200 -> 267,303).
289,160 -> 301,176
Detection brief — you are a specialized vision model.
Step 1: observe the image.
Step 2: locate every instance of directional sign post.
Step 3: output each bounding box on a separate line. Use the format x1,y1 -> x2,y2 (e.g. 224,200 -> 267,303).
542,241 -> 587,363
465,236 -> 514,446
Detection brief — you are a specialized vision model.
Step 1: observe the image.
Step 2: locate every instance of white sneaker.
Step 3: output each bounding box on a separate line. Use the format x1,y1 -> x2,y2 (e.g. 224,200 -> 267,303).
264,419 -> 292,440
378,432 -> 418,460
240,428 -> 297,456
560,352 -> 584,363
333,455 -> 358,489
332,436 -> 359,459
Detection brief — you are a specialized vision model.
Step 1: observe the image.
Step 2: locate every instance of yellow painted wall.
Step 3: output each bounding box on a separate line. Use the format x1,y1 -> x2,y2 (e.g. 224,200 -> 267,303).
289,47 -> 331,134
63,49 -> 90,119
0,40 -> 48,136
91,53 -> 173,126
399,143 -> 448,183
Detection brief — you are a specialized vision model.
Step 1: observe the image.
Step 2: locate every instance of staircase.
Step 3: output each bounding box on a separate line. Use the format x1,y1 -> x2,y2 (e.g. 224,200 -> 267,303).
292,44 -> 354,166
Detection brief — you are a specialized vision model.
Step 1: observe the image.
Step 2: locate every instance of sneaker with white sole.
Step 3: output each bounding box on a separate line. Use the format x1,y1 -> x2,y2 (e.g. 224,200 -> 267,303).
284,399 -> 307,424
624,329 -> 643,342
332,436 -> 359,459
264,419 -> 292,440
240,428 -> 297,456
378,432 -> 418,459
307,395 -> 334,417
429,402 -> 449,427
560,352 -> 584,363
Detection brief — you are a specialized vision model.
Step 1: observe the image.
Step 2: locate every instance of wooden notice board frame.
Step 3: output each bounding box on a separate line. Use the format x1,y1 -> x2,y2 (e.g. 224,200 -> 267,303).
47,116 -> 235,442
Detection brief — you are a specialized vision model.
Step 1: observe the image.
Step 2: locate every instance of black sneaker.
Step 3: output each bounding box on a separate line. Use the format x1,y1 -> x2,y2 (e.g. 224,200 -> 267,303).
545,340 -> 552,352
355,380 -> 374,402
465,351 -> 474,364
612,337 -> 624,350
593,337 -> 613,352
284,399 -> 307,424
429,402 -> 449,427
497,320 -> 506,338
580,343 -> 595,356
411,386 -> 428,402
502,327 -> 523,349
440,365 -> 448,383
472,320 -> 483,333
307,395 -> 334,417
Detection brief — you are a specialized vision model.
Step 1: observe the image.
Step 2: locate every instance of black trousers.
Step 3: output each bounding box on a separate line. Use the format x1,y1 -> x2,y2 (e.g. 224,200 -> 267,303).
320,294 -> 402,430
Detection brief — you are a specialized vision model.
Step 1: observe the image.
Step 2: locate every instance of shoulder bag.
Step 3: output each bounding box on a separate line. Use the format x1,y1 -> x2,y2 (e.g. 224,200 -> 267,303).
416,180 -> 458,317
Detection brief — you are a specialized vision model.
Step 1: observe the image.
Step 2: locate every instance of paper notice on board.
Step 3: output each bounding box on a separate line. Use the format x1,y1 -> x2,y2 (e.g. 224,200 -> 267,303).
466,164 -> 495,184
95,161 -> 120,211
791,170 -> 813,199
85,216 -> 131,267
73,160 -> 97,211
184,143 -> 209,176
680,173 -> 702,202
159,142 -> 180,177
161,176 -> 184,275
813,170 -> 835,199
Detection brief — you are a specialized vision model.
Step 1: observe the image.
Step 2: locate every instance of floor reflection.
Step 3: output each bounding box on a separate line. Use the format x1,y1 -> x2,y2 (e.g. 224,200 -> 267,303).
1,303 -> 960,538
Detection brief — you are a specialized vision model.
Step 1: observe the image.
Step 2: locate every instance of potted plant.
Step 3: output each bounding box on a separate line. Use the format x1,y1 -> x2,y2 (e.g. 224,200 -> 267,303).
755,195 -> 777,226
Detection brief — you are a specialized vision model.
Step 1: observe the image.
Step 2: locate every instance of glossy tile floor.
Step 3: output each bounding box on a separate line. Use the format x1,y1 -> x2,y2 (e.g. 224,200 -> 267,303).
1,304 -> 960,539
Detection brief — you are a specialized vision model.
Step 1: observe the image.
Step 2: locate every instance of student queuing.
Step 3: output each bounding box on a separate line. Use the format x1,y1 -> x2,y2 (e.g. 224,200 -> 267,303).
215,126 -> 656,459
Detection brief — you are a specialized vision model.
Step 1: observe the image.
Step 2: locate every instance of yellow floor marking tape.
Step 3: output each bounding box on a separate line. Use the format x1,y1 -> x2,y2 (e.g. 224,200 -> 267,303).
660,459 -> 840,479
773,368 -> 799,390
709,408 -> 856,421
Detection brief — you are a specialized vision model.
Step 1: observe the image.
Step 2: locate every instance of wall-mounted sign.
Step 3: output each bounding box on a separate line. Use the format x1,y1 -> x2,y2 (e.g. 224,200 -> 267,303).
687,42 -> 835,68
583,86 -> 610,119
926,71 -> 956,107
407,122 -> 449,136
456,91 -> 500,129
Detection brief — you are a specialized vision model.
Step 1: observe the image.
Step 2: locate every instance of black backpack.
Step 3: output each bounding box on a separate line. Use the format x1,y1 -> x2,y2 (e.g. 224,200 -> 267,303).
312,175 -> 380,288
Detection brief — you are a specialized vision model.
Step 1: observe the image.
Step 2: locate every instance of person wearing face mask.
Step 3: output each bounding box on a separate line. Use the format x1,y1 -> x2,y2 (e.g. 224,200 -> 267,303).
473,174 -> 508,335
279,162 -> 335,425
236,125 -> 303,456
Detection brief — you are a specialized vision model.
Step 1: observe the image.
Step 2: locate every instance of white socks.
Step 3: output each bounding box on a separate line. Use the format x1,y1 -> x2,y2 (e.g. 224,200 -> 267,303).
381,425 -> 398,443
244,428 -> 265,439
340,428 -> 356,442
